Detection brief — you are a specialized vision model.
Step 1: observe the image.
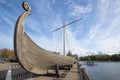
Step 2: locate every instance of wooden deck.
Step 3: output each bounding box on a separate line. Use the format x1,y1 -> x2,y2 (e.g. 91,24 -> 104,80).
64,63 -> 80,80
26,63 -> 80,80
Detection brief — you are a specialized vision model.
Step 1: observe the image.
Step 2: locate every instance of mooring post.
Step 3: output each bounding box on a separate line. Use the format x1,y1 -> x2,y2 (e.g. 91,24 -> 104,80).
30,72 -> 33,78
68,65 -> 71,70
47,69 -> 49,74
6,64 -> 12,80
55,64 -> 59,78
71,64 -> 73,68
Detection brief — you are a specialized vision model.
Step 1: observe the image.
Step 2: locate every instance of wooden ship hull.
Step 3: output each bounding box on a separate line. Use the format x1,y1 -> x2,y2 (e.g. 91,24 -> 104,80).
14,2 -> 76,74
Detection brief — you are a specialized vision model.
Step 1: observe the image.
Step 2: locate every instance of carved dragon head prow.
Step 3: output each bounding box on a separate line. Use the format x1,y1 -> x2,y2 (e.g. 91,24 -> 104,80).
22,1 -> 31,11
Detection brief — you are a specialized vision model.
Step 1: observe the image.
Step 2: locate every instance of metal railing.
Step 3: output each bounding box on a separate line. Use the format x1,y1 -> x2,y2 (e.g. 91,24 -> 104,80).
0,63 -> 37,80
78,63 -> 90,80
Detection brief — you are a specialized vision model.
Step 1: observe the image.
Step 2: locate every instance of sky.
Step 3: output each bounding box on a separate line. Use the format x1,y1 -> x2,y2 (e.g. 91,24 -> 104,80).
0,0 -> 120,56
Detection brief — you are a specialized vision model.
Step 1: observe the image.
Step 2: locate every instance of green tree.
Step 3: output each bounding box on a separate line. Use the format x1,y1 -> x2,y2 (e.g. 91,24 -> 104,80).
112,54 -> 120,61
1,48 -> 9,58
67,50 -> 73,57
84,56 -> 91,61
1,48 -> 15,59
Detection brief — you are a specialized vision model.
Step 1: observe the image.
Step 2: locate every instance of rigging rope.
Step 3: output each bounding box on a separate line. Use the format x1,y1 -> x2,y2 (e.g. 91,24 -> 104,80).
66,29 -> 71,53
55,30 -> 63,53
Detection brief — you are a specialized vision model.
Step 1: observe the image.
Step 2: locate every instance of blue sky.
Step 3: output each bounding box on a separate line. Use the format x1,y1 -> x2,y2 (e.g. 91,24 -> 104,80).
0,0 -> 120,56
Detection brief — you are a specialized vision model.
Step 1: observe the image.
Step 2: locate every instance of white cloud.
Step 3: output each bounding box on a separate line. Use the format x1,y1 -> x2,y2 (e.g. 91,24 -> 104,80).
0,5 -> 18,28
26,18 -> 42,33
66,0 -> 92,17
79,0 -> 120,54
1,16 -> 14,27
0,32 -> 13,49
71,4 -> 92,16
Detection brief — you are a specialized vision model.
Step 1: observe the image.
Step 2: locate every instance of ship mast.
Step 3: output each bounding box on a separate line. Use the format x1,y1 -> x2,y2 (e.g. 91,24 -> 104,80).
63,23 -> 65,55
52,18 -> 83,55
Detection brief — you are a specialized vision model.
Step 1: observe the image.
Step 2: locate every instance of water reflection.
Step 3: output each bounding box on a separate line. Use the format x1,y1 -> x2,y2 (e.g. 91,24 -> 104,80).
80,62 -> 120,80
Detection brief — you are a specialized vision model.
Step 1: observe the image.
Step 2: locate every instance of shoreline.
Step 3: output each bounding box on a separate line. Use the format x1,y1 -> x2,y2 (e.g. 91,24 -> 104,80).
80,60 -> 120,62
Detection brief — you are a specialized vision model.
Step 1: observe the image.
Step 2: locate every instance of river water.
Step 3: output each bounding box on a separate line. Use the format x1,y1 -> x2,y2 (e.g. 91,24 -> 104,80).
80,62 -> 120,80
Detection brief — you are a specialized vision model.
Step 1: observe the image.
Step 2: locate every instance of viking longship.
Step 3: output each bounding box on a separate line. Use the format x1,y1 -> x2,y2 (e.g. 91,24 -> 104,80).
14,2 -> 76,75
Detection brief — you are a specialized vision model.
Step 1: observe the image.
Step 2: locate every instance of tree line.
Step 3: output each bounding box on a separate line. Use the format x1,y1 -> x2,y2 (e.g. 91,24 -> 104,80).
80,54 -> 120,61
0,48 -> 15,59
1,48 -> 120,61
